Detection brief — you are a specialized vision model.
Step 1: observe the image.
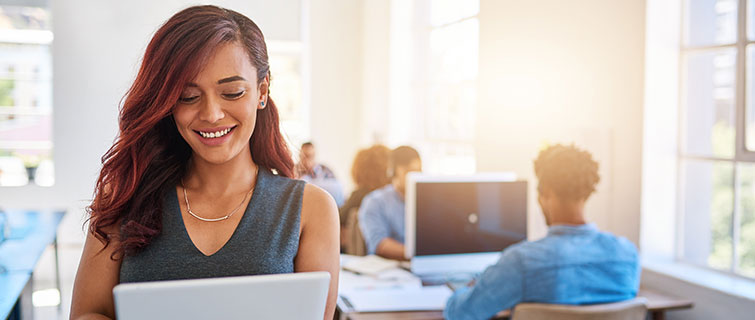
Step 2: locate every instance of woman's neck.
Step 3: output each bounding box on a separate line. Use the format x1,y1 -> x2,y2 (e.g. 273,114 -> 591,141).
184,151 -> 258,197
391,178 -> 405,199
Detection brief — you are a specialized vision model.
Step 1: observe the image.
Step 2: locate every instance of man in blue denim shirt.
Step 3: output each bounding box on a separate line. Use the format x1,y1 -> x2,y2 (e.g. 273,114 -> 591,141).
444,144 -> 640,320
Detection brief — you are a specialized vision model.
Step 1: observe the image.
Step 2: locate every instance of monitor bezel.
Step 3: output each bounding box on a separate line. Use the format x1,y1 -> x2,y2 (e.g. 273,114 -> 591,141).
404,172 -> 518,259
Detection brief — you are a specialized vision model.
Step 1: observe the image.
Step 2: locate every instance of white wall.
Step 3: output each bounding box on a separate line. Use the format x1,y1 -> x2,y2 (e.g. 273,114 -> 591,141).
475,0 -> 646,242
306,0 -> 363,193
641,0 -> 680,260
359,0 -> 391,147
0,0 -> 301,240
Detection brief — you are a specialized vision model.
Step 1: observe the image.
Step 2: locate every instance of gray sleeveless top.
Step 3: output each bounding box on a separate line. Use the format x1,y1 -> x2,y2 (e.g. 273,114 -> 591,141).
119,167 -> 306,283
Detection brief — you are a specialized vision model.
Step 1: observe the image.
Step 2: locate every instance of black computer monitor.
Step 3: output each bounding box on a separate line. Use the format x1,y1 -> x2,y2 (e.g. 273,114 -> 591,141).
405,173 -> 528,258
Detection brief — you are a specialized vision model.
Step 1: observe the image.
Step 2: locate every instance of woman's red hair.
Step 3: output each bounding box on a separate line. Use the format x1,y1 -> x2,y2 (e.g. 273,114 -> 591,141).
87,5 -> 294,257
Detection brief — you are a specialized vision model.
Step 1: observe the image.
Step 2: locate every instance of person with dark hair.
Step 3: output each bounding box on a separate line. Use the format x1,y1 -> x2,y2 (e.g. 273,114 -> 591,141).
339,144 -> 391,252
70,6 -> 339,320
444,144 -> 640,320
358,145 -> 421,260
296,142 -> 345,206
340,144 -> 391,224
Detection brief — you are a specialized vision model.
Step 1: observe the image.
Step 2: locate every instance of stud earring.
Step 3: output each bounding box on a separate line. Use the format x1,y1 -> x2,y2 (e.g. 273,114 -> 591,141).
261,101 -> 265,107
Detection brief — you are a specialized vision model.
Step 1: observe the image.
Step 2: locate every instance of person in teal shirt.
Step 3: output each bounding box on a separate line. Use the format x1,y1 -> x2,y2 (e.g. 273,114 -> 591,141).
444,144 -> 640,320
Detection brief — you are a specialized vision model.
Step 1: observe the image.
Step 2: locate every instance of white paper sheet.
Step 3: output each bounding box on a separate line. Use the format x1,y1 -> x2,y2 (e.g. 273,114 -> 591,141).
339,285 -> 453,312
339,270 -> 422,293
342,255 -> 400,275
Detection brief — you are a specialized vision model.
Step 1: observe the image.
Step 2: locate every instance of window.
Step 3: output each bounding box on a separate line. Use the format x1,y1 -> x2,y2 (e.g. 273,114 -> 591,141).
679,0 -> 755,278
267,40 -> 307,151
416,0 -> 479,174
0,3 -> 53,186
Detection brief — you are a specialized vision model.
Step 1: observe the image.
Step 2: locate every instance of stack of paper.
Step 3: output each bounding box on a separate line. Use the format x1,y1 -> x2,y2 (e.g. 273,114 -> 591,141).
339,286 -> 453,312
338,254 -> 454,312
339,269 -> 421,293
342,255 -> 400,275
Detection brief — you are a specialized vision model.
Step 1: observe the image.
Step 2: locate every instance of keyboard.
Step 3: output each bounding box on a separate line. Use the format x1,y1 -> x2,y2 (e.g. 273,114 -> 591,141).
418,272 -> 479,288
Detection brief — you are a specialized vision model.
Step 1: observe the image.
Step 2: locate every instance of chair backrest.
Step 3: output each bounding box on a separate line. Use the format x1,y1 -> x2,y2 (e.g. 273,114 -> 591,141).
512,297 -> 648,320
345,207 -> 366,256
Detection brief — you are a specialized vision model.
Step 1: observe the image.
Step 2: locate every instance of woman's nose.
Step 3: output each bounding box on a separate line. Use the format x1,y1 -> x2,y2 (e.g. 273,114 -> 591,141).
198,96 -> 225,123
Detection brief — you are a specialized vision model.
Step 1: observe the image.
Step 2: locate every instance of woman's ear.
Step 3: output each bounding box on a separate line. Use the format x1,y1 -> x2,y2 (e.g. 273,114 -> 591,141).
257,74 -> 270,109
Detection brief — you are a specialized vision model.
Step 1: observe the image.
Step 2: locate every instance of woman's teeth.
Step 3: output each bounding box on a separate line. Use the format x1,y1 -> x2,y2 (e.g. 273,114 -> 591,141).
199,127 -> 231,138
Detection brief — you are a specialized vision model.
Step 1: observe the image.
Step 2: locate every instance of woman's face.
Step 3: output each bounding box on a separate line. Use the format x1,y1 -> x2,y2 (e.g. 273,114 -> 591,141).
173,42 -> 267,165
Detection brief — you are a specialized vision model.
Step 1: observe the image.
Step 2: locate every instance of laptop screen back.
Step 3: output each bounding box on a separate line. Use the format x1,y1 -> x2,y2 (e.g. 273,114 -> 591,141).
113,272 -> 330,320
411,177 -> 528,257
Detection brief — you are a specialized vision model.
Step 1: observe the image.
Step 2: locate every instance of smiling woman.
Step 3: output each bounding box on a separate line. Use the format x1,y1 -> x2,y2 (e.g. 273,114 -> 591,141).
173,44 -> 266,163
69,5 -> 339,320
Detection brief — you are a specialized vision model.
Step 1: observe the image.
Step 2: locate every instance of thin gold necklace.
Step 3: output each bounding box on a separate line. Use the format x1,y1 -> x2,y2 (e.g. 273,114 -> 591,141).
181,167 -> 257,222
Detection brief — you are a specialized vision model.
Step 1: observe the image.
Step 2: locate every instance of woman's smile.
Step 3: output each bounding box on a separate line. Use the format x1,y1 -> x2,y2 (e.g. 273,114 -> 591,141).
194,125 -> 238,146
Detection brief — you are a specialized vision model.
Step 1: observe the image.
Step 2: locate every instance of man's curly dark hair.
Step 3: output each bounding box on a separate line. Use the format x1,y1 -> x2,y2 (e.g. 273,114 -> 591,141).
534,144 -> 600,201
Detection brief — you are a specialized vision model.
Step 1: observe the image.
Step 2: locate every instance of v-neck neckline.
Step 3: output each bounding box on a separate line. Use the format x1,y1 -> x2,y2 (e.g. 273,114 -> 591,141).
173,167 -> 265,257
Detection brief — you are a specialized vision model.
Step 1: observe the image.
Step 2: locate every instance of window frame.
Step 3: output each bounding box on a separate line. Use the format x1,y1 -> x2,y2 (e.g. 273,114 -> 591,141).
678,0 -> 755,279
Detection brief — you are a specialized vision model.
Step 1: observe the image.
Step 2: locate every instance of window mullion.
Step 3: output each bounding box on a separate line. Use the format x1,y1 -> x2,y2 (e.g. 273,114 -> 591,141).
675,0 -> 689,264
731,0 -> 748,275
733,164 -> 742,273
738,0 -> 750,157
683,43 -> 738,52
675,157 -> 686,262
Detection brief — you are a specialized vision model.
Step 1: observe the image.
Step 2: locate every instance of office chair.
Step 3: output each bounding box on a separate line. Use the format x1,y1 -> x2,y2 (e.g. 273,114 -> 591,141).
511,297 -> 648,320
344,208 -> 366,256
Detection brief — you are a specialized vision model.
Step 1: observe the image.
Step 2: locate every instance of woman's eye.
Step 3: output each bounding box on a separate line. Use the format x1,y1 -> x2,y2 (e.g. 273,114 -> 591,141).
222,91 -> 245,99
178,96 -> 199,104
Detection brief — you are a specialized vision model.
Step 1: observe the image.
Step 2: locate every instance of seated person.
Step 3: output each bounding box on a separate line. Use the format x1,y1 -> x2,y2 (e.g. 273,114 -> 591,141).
444,144 -> 640,320
340,144 -> 391,222
339,144 -> 391,251
296,142 -> 345,206
70,6 -> 339,319
358,146 -> 421,260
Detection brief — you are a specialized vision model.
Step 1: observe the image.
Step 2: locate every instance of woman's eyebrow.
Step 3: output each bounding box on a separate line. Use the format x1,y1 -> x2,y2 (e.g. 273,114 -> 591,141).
184,76 -> 246,87
217,75 -> 245,84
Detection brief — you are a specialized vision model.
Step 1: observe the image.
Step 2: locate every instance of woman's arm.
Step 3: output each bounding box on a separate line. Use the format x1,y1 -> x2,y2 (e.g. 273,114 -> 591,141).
296,184 -> 340,320
70,227 -> 121,320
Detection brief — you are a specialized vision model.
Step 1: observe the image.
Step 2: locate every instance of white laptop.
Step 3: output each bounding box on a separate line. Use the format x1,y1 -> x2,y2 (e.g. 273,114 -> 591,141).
113,272 -> 330,320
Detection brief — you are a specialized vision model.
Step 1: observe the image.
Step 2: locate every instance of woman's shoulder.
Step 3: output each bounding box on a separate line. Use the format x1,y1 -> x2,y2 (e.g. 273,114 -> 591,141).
302,183 -> 336,208
300,183 -> 339,224
259,167 -> 306,190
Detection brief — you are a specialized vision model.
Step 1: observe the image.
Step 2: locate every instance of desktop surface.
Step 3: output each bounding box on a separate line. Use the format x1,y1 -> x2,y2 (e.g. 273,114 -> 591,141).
337,256 -> 693,320
0,210 -> 65,320
337,287 -> 693,320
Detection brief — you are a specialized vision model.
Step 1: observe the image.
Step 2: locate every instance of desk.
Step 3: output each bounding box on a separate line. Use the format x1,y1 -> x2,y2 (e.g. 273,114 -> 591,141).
0,272 -> 31,320
0,210 -> 66,320
337,287 -> 693,320
641,288 -> 694,320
